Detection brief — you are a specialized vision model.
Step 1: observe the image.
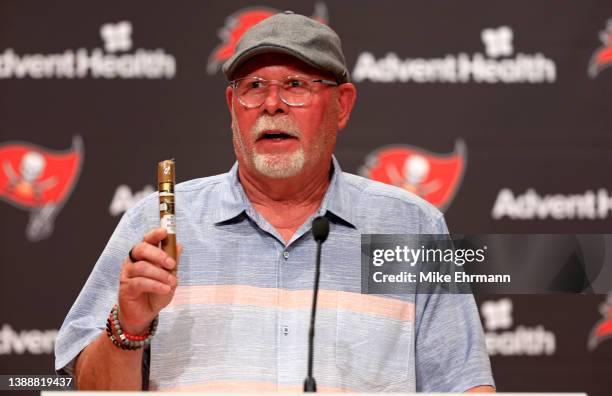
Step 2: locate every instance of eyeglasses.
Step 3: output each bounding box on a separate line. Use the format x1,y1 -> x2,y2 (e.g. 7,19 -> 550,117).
229,75 -> 338,108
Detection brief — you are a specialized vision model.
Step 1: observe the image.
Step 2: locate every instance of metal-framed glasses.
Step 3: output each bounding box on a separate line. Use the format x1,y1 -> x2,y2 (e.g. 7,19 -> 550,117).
230,76 -> 338,108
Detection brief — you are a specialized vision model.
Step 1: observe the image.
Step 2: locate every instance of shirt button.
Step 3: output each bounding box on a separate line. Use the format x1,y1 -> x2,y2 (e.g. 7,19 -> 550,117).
281,325 -> 290,335
283,251 -> 290,260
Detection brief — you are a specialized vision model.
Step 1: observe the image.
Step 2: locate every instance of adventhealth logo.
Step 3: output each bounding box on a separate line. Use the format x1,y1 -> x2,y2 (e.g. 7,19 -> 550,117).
481,297 -> 513,330
492,188 -> 612,220
353,25 -> 556,84
109,184 -> 154,217
480,298 -> 556,356
100,21 -> 133,53
0,21 -> 176,79
481,26 -> 513,58
0,324 -> 57,355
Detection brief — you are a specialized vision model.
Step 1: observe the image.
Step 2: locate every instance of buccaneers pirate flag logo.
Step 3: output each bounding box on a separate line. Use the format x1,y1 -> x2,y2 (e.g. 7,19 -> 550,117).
588,19 -> 612,78
360,140 -> 467,211
206,3 -> 328,75
0,136 -> 83,241
588,292 -> 612,350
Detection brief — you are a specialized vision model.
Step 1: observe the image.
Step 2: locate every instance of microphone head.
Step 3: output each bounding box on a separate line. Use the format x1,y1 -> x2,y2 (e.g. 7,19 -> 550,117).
312,216 -> 330,243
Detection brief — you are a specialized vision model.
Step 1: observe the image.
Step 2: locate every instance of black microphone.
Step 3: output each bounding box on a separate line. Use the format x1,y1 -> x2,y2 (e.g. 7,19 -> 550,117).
304,216 -> 329,393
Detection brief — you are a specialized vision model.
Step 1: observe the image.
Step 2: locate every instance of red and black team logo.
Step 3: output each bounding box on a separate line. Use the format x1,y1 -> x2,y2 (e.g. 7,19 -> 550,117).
360,140 -> 467,211
588,292 -> 612,350
206,3 -> 328,75
0,136 -> 83,242
588,19 -> 612,78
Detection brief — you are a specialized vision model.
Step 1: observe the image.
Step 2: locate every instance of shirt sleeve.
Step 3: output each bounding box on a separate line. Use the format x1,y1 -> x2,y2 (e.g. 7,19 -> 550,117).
54,209 -> 144,375
414,214 -> 495,392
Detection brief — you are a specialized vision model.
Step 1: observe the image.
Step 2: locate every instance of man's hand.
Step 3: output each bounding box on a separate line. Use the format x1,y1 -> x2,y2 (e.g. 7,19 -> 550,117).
118,227 -> 182,334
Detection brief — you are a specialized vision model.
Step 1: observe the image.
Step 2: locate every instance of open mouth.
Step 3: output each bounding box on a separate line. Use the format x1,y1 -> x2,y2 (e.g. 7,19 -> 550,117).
258,132 -> 298,142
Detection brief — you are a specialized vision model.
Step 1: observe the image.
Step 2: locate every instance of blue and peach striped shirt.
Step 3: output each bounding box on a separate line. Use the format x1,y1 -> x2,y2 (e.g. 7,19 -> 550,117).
55,156 -> 494,392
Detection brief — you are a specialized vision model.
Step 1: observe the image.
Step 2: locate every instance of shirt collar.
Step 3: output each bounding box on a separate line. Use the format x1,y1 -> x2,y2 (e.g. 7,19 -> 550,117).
210,161 -> 250,224
315,155 -> 357,228
212,155 -> 357,229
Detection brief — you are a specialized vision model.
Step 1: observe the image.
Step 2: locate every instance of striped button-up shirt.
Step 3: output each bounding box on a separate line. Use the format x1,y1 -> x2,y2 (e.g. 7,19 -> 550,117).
55,156 -> 493,392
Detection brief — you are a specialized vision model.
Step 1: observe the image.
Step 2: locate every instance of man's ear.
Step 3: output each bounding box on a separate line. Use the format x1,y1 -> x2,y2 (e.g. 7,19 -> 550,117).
336,83 -> 357,131
226,85 -> 234,113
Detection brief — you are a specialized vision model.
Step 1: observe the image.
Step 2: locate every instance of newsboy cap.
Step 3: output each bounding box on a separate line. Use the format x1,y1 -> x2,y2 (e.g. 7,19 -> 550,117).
222,11 -> 350,83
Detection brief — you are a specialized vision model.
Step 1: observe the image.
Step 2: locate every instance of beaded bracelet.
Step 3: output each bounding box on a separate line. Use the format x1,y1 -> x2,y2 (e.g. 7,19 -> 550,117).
105,304 -> 158,350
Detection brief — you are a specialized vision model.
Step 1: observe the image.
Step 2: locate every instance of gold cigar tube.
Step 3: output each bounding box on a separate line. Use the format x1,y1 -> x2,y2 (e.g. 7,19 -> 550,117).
158,159 -> 177,273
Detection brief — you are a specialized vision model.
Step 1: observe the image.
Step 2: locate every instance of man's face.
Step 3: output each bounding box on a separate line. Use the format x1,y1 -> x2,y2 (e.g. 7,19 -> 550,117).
226,54 -> 348,179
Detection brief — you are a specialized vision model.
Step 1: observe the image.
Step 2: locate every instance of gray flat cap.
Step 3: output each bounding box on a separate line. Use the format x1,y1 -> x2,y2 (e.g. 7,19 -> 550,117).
222,11 -> 350,83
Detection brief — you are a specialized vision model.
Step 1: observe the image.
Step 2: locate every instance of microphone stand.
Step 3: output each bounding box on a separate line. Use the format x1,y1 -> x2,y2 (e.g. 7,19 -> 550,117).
304,217 -> 329,392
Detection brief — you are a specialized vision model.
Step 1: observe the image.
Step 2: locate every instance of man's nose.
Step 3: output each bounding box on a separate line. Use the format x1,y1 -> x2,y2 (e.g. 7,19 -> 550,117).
260,85 -> 289,115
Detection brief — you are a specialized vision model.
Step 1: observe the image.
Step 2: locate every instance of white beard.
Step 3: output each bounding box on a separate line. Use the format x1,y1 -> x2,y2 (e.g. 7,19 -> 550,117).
252,149 -> 305,179
232,110 -> 306,179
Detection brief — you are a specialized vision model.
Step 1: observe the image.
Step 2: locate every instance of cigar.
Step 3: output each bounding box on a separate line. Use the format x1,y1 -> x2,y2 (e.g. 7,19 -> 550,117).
158,159 -> 177,273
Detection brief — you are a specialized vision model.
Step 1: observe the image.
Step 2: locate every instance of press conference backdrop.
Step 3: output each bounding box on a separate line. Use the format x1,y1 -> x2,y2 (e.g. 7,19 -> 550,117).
0,1 -> 611,395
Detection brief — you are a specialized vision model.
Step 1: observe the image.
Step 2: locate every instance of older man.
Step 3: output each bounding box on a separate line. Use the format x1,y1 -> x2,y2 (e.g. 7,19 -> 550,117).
55,11 -> 494,393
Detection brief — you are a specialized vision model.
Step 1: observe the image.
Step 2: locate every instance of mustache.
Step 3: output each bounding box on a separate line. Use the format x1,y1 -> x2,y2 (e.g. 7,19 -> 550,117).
251,116 -> 302,140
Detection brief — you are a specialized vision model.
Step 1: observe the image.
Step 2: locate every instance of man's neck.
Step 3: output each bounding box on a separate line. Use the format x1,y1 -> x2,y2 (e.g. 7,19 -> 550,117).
237,159 -> 332,242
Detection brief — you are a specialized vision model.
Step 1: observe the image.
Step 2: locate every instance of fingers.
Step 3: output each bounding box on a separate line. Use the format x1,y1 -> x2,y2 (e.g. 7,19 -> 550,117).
122,230 -> 182,296
143,227 -> 167,245
120,259 -> 177,300
123,276 -> 172,296
131,240 -> 175,272
125,261 -> 176,287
